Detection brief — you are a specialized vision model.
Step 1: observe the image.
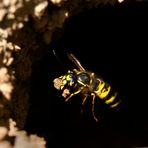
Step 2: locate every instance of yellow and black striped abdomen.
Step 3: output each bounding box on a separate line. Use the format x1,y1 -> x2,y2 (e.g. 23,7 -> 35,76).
94,79 -> 120,109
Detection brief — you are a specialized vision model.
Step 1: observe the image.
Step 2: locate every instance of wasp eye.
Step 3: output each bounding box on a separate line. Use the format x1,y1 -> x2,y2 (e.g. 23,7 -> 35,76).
69,74 -> 76,84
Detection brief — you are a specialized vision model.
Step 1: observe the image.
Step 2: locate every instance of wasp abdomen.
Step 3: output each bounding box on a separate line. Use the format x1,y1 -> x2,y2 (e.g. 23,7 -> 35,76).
94,79 -> 120,109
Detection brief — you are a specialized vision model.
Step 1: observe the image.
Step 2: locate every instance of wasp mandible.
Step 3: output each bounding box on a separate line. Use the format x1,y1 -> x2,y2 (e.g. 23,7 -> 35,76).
53,53 -> 121,122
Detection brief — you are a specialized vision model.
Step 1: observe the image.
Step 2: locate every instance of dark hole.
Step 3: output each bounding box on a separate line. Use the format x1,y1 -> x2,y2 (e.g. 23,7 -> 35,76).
25,1 -> 148,148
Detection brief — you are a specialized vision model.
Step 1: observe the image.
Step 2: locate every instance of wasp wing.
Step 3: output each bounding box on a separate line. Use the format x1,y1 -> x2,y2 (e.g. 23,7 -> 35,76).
67,53 -> 85,72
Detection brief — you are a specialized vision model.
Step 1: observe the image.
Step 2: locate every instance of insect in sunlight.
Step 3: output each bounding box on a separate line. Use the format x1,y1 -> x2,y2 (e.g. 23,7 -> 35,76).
53,53 -> 121,122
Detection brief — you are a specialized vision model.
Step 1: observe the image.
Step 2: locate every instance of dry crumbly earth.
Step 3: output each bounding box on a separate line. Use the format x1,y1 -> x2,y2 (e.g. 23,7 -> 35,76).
0,0 -> 128,147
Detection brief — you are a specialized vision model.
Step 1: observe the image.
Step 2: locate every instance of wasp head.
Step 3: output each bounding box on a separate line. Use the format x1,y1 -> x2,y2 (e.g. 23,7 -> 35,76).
53,70 -> 76,91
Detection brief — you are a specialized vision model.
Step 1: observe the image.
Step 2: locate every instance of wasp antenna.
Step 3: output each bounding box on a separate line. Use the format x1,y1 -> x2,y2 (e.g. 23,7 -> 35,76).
52,49 -> 60,60
52,49 -> 56,57
67,53 -> 85,72
52,50 -> 64,67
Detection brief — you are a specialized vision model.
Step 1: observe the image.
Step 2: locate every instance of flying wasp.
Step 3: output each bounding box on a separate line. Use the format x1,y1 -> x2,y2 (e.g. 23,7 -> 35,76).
53,53 -> 121,122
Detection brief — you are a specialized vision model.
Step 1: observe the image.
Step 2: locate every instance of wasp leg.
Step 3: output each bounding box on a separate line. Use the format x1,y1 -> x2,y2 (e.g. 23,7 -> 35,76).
80,94 -> 88,114
91,93 -> 98,122
65,89 -> 81,102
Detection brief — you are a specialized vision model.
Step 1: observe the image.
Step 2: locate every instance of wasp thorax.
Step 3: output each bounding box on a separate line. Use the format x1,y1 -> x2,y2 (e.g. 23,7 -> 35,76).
77,72 -> 91,85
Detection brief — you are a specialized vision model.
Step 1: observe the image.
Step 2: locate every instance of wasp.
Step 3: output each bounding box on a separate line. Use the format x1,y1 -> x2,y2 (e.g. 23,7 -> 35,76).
53,53 -> 121,122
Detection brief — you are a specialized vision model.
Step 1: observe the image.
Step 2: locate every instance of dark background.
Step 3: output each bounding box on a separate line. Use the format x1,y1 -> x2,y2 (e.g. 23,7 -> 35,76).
25,1 -> 148,148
